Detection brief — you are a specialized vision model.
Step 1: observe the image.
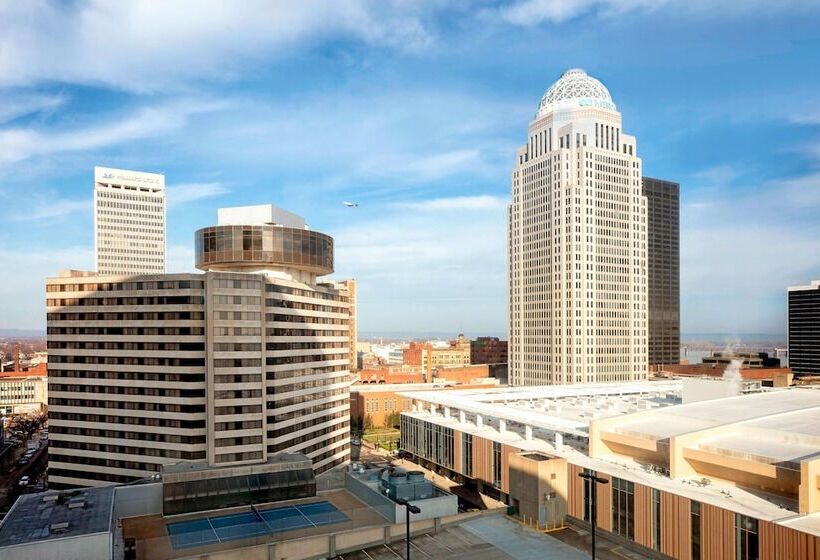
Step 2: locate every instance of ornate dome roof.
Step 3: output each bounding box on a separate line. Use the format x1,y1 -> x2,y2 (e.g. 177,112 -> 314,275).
536,68 -> 615,117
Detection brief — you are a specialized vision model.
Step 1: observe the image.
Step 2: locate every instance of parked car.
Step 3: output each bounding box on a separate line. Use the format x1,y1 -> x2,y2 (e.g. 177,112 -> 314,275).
15,457 -> 29,467
351,437 -> 361,446
18,476 -> 30,486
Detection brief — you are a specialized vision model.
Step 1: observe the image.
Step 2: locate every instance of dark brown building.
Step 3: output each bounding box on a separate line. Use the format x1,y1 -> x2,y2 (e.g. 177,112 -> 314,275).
470,337 -> 508,364
643,177 -> 680,366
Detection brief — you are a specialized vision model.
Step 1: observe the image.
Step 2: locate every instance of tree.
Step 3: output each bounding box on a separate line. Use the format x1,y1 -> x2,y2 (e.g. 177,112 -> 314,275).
385,411 -> 401,430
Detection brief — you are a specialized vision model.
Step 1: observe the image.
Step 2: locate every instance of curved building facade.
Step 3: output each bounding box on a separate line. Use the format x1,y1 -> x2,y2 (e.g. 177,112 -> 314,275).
195,225 -> 334,279
508,68 -> 648,385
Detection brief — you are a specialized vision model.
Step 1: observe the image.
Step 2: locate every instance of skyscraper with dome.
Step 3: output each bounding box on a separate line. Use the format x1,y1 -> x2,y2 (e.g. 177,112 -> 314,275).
508,68 -> 648,385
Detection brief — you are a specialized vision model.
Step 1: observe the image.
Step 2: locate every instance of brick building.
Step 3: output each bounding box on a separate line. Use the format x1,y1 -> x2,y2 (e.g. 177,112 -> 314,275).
358,366 -> 424,384
470,337 -> 508,364
403,335 -> 470,375
431,364 -> 491,384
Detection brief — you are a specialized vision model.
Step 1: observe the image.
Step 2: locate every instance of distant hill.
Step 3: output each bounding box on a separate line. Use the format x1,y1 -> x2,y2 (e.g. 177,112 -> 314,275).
0,329 -> 46,339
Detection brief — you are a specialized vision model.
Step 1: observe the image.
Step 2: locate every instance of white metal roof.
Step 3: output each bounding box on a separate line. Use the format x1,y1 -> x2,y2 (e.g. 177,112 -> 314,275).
400,381 -> 683,437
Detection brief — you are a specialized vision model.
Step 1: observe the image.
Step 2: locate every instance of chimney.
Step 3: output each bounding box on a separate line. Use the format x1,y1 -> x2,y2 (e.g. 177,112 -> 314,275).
13,342 -> 21,372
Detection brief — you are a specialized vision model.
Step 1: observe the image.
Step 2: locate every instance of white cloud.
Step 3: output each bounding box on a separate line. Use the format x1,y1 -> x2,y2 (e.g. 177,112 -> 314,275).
0,99 -> 225,164
360,149 -> 487,183
497,0 -> 817,25
0,93 -> 66,124
14,198 -> 91,221
681,165 -> 820,333
0,1 -> 433,92
499,0 -> 665,25
166,182 -> 230,209
393,195 -> 508,212
692,164 -> 741,187
332,200 -> 508,333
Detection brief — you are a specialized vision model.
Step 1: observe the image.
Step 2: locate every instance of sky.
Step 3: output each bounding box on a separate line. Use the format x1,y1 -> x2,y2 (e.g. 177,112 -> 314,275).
1,1 -> 820,337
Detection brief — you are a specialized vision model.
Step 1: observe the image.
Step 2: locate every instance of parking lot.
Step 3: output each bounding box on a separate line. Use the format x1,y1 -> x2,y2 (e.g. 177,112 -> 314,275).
0,413 -> 48,514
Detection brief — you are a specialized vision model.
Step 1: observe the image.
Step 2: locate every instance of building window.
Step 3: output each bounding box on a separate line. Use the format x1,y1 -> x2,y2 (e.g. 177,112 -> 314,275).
735,514 -> 758,560
611,477 -> 634,540
652,488 -> 662,551
492,441 -> 502,488
582,468 -> 594,522
462,433 -> 472,477
691,501 -> 701,560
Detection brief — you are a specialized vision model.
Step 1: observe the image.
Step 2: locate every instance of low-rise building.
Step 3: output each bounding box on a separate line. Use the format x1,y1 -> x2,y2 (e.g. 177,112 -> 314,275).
701,351 -> 780,368
403,335 -> 471,375
431,364 -> 491,384
470,337 -> 508,365
351,381 -> 500,429
0,452 -> 479,560
0,367 -> 48,415
651,363 -> 794,387
399,382 -> 820,559
358,366 -> 425,384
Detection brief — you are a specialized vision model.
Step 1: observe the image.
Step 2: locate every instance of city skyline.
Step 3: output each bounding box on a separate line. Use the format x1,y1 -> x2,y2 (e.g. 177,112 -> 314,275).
2,2 -> 820,335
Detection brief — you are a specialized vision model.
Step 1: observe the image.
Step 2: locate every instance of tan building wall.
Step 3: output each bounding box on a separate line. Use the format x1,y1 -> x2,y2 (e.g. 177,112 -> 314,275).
700,503 -> 735,560
431,364 -> 489,384
351,391 -> 412,428
759,520 -> 820,559
508,452 -> 568,527
404,417 -> 820,560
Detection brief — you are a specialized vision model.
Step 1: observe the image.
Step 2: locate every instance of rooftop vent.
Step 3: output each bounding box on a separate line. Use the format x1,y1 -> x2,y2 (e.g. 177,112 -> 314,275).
68,500 -> 86,509
50,522 -> 69,532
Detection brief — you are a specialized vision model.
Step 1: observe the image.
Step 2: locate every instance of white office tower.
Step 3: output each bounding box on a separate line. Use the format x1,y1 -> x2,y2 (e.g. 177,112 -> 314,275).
508,69 -> 647,385
94,166 -> 166,275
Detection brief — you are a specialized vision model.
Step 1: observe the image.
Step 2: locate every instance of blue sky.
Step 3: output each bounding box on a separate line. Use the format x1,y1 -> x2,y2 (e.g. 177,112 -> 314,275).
2,1 -> 820,336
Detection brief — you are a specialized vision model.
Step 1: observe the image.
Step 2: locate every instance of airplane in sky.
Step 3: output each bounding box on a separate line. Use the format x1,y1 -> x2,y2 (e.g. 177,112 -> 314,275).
343,201 -> 359,207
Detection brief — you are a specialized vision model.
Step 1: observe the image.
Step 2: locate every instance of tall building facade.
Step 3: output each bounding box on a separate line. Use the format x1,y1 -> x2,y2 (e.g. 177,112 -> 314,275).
787,280 -> 820,376
47,205 -> 351,488
508,68 -> 648,385
643,177 -> 680,366
94,166 -> 166,275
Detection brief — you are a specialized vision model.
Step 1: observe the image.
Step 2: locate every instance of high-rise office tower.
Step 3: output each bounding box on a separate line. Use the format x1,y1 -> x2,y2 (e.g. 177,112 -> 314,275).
508,68 -> 647,385
94,166 -> 166,275
47,204 -> 351,488
643,177 -> 680,366
787,280 -> 820,376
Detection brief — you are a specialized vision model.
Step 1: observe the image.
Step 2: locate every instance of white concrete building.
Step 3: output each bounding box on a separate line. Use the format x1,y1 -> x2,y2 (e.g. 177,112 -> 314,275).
94,166 -> 166,275
508,68 -> 648,385
0,373 -> 47,414
47,205 -> 351,488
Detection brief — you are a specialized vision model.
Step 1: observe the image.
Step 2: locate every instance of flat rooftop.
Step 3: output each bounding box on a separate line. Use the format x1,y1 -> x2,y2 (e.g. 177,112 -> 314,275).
611,389 -> 820,443
123,489 -> 386,560
401,380 -> 683,437
0,486 -> 114,548
400,383 -> 820,532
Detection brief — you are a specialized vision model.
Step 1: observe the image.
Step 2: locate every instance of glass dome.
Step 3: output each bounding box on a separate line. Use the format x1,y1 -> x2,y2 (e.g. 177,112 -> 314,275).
536,68 -> 614,117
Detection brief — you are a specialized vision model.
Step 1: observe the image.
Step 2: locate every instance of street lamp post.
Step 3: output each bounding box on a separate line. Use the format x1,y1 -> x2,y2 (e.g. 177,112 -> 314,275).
578,472 -> 608,560
395,498 -> 421,559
